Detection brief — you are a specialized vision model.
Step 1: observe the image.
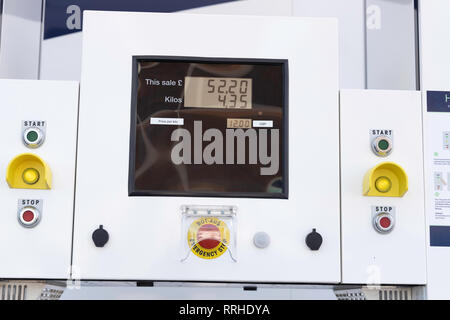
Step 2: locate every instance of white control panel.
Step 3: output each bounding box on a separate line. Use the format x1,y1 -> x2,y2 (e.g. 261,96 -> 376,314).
72,12 -> 340,282
0,79 -> 78,279
340,90 -> 426,285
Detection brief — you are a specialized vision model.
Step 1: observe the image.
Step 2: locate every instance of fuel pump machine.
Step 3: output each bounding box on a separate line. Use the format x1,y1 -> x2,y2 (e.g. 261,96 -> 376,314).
0,6 -> 448,299
72,12 -> 340,282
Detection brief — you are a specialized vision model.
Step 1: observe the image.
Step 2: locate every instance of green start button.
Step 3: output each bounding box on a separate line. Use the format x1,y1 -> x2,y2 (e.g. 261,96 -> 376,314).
23,127 -> 44,148
372,135 -> 393,157
26,130 -> 39,143
378,139 -> 390,151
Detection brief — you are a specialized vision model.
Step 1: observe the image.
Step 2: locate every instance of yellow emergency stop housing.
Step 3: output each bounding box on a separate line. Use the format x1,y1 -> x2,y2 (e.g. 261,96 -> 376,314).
363,162 -> 408,197
6,153 -> 52,189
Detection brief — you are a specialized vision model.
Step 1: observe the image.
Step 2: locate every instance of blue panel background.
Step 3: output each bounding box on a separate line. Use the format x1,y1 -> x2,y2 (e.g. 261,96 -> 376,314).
427,91 -> 450,112
44,0 -> 237,39
430,226 -> 450,247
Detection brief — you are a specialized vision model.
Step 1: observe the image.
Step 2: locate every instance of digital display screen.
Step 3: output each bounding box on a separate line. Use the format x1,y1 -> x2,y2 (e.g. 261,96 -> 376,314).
184,77 -> 252,109
129,56 -> 288,198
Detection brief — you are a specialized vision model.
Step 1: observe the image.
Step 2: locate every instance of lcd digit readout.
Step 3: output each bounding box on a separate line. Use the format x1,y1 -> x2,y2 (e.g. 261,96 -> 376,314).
184,77 -> 252,109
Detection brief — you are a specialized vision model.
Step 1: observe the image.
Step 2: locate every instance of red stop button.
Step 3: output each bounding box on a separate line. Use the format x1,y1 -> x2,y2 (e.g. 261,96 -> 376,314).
18,207 -> 40,228
22,210 -> 35,222
374,213 -> 394,233
379,216 -> 391,229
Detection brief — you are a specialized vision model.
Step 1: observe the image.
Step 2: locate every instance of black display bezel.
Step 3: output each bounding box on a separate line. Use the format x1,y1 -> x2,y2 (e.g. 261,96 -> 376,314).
128,56 -> 289,199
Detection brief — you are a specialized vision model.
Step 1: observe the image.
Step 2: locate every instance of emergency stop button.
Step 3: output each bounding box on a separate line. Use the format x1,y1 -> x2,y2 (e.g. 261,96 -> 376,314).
18,206 -> 41,228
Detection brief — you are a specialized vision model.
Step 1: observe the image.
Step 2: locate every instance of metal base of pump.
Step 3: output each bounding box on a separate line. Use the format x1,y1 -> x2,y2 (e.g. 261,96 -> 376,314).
0,281 -> 427,300
334,285 -> 426,300
62,282 -> 340,300
0,281 -> 65,300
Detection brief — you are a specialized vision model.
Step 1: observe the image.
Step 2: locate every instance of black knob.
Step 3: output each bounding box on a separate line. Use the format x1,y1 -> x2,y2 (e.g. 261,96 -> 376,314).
92,225 -> 109,247
305,228 -> 322,251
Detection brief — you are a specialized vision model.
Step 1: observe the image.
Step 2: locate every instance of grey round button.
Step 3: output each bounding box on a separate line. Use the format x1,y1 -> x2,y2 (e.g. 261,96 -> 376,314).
253,232 -> 270,249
